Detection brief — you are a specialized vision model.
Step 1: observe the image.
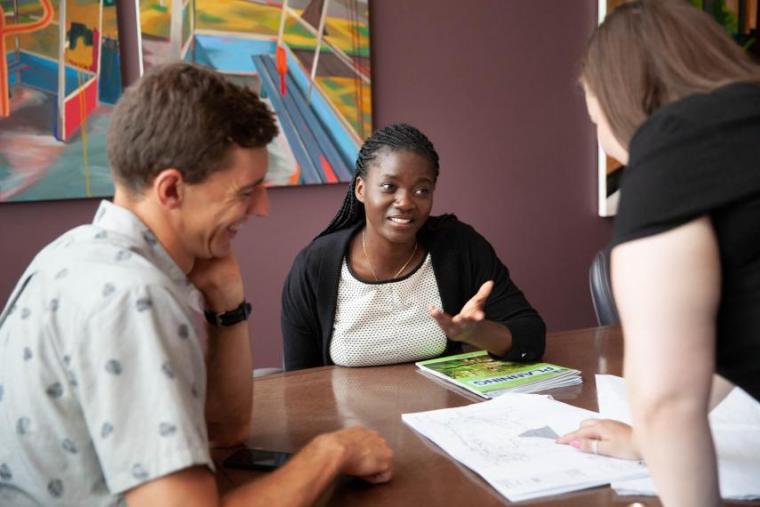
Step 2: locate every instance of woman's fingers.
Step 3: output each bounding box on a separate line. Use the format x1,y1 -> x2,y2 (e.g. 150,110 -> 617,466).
569,437 -> 606,456
557,420 -> 640,460
472,280 -> 494,304
428,305 -> 449,317
461,281 -> 493,314
429,303 -> 483,340
567,435 -> 639,460
570,438 -> 616,458
556,424 -> 603,444
430,281 -> 491,338
451,312 -> 484,325
429,306 -> 451,325
429,306 -> 458,335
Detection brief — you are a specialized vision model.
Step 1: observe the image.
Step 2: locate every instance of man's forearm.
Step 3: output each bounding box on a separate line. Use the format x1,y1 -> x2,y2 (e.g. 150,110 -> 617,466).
206,320 -> 253,446
222,434 -> 345,507
126,427 -> 392,507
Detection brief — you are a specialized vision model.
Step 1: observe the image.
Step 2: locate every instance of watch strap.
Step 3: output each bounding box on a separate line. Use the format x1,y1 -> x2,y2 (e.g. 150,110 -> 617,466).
204,301 -> 252,327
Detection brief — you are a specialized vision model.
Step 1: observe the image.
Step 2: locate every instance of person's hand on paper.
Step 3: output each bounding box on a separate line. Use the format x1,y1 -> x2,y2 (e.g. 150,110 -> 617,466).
556,419 -> 641,460
429,281 -> 493,342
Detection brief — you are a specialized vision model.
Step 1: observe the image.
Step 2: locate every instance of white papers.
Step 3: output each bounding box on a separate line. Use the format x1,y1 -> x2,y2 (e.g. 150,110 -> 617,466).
596,374 -> 760,427
595,374 -> 633,423
402,393 -> 647,502
596,374 -> 760,500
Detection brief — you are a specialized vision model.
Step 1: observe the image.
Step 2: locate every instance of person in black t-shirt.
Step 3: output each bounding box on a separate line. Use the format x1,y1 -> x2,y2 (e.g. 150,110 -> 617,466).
556,1 -> 760,505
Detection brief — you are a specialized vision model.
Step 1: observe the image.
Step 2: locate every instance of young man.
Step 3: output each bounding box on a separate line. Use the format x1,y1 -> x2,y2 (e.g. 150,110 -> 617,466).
0,62 -> 392,507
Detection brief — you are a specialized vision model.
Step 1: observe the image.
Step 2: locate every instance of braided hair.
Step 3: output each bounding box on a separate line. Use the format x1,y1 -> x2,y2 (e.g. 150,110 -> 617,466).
317,123 -> 440,238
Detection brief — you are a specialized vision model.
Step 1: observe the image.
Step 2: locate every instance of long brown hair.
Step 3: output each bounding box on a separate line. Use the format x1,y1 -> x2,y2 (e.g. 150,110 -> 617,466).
582,0 -> 760,147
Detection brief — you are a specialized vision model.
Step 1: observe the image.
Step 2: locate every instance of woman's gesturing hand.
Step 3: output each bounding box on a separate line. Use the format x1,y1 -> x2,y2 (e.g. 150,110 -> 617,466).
429,281 -> 493,342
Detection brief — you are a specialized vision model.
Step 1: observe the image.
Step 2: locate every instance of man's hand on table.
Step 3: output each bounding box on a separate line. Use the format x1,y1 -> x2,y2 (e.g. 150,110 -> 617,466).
313,427 -> 394,483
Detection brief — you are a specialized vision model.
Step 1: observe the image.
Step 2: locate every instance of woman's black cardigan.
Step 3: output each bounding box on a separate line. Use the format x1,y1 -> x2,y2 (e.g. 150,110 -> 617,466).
281,215 -> 546,371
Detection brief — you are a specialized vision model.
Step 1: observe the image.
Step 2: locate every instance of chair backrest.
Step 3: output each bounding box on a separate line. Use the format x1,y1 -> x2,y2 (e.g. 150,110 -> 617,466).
589,248 -> 620,326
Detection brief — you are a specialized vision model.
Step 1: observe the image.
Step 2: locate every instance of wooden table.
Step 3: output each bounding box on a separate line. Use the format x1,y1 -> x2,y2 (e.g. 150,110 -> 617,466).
213,327 -> 757,506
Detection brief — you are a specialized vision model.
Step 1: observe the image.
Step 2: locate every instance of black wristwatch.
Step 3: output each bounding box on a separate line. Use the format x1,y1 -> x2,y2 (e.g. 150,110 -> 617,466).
204,301 -> 252,327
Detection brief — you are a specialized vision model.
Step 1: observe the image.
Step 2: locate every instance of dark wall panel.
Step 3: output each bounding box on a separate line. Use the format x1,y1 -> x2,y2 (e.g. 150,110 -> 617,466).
369,0 -> 613,334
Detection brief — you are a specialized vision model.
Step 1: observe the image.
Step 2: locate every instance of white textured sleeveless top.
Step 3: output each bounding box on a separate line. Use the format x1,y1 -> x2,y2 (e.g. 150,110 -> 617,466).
330,253 -> 448,367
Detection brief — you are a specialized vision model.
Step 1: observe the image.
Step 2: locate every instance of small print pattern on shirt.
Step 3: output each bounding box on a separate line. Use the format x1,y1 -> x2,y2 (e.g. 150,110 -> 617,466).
330,254 -> 448,367
0,201 -> 212,506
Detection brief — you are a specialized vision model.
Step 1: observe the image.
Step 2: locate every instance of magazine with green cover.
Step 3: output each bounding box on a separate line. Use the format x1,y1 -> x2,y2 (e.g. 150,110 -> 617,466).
416,350 -> 581,399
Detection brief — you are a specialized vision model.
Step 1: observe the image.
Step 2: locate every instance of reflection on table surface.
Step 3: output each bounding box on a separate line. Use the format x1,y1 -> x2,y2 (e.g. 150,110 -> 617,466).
212,327 -> 758,507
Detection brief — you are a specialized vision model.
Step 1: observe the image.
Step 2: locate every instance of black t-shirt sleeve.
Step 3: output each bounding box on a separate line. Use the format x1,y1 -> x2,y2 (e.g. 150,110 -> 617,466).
613,110 -> 719,245
612,88 -> 760,247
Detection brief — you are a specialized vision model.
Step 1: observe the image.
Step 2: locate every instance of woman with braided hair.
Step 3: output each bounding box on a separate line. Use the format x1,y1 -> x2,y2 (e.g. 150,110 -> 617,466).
281,123 -> 545,371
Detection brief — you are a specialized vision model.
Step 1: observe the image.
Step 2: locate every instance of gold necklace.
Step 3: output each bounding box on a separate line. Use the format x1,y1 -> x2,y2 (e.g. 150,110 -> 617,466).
362,229 -> 418,281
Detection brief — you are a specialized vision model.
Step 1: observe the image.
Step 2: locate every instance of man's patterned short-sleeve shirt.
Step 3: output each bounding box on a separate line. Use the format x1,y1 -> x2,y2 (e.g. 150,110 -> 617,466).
0,200 -> 213,506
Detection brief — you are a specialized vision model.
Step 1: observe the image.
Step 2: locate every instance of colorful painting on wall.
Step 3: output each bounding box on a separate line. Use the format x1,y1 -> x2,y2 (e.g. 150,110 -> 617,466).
0,0 -> 123,202
139,0 -> 371,187
596,0 -> 758,217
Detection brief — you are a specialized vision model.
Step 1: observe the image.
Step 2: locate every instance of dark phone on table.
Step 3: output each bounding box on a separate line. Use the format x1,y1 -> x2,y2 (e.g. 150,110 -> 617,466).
223,448 -> 293,472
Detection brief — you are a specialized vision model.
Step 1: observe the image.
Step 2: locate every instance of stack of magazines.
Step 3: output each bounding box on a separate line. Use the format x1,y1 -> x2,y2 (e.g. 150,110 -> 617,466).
416,350 -> 581,399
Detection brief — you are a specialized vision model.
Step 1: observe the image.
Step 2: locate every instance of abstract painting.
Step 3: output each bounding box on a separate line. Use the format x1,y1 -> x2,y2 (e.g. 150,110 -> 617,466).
596,0 -> 758,216
0,0 -> 123,202
139,0 -> 371,186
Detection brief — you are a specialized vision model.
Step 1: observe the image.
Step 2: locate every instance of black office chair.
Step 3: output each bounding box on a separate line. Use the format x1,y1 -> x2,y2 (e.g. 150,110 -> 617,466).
589,248 -> 620,326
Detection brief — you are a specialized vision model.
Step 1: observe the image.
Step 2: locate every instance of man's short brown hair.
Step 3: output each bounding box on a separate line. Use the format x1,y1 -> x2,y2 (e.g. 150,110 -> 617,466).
107,62 -> 278,193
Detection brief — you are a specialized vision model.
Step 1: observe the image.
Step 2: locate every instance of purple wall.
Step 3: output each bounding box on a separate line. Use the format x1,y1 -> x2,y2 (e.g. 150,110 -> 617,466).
0,0 -> 611,368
